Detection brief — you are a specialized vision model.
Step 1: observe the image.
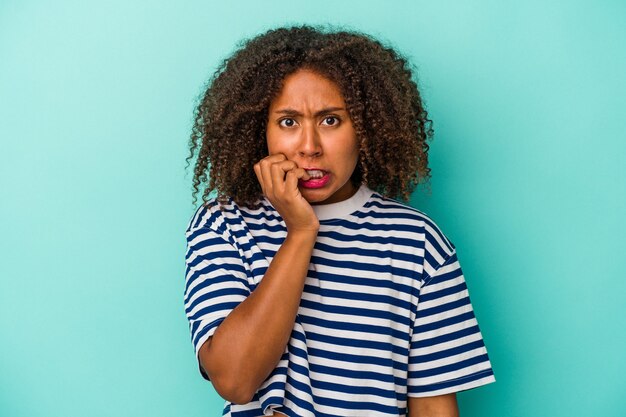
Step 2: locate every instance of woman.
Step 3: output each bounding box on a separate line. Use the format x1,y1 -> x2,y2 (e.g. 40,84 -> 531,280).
184,25 -> 495,416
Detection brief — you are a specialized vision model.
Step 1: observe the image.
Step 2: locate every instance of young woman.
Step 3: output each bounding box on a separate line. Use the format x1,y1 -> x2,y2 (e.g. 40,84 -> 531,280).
184,25 -> 495,417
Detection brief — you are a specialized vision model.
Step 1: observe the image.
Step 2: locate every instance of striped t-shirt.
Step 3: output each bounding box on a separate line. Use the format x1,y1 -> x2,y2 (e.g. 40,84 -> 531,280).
184,184 -> 495,417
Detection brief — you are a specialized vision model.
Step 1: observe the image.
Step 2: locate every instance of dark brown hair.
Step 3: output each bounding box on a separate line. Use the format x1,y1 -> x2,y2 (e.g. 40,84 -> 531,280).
186,24 -> 434,208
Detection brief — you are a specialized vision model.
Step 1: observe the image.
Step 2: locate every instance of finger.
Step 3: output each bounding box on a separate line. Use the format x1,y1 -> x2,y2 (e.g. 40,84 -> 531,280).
285,167 -> 306,192
264,153 -> 287,162
258,154 -> 285,173
299,168 -> 311,181
253,162 -> 265,194
270,160 -> 297,195
260,158 -> 279,196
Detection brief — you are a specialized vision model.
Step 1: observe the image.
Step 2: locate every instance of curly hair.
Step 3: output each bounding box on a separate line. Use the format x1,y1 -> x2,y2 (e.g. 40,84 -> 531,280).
186,24 -> 434,208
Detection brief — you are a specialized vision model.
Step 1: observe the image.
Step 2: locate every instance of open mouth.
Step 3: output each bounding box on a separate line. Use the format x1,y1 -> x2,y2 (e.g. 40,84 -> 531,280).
299,169 -> 331,189
305,169 -> 326,179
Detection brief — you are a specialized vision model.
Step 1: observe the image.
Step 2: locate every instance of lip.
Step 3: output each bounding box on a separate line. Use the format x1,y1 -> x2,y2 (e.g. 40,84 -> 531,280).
299,170 -> 331,189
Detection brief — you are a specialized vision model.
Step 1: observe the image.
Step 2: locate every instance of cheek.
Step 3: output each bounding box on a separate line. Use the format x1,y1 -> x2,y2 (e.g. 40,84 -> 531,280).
331,142 -> 359,172
342,136 -> 359,161
266,130 -> 301,155
266,137 -> 289,155
265,127 -> 281,154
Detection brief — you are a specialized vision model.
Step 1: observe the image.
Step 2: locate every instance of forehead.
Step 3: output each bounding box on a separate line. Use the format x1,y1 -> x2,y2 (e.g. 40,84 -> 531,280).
269,69 -> 345,110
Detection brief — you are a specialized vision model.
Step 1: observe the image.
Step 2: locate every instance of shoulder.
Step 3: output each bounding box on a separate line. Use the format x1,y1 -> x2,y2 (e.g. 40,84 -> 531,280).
367,191 -> 456,260
185,195 -> 277,237
186,197 -> 228,235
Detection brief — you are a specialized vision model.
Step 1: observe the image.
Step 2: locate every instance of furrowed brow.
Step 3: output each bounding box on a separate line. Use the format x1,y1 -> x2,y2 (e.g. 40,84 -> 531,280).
274,109 -> 302,117
315,107 -> 346,117
274,107 -> 346,117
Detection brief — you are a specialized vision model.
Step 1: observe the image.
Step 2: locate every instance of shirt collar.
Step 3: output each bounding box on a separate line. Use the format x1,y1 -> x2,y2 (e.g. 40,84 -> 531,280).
311,183 -> 374,221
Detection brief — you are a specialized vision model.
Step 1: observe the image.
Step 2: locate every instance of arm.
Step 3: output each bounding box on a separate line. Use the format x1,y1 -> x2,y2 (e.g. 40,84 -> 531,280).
408,394 -> 459,417
199,154 -> 318,404
199,229 -> 316,404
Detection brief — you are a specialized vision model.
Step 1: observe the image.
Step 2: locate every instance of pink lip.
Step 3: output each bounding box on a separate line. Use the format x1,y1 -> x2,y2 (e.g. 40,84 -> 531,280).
299,171 -> 330,189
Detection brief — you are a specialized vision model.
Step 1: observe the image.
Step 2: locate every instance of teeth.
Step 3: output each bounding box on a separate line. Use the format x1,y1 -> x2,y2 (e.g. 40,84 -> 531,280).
306,169 -> 325,179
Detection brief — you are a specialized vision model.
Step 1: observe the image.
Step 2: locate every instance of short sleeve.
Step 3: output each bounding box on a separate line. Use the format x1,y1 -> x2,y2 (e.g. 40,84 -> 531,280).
184,226 -> 251,381
408,251 -> 495,397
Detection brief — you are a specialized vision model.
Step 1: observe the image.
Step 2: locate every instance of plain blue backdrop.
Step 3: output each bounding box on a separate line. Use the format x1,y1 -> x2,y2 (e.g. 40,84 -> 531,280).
1,1 -> 625,416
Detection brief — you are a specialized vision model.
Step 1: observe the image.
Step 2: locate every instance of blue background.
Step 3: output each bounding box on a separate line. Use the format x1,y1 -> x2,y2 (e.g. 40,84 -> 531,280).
1,1 -> 625,416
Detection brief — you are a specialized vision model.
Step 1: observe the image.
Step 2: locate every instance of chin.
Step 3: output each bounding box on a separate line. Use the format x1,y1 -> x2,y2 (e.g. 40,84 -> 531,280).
300,188 -> 334,204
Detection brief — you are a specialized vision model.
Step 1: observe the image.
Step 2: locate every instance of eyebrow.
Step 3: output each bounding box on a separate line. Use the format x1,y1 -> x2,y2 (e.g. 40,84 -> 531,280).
273,107 -> 346,117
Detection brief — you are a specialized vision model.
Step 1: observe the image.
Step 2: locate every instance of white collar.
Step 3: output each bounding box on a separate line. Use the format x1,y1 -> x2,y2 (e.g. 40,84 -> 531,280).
311,184 -> 374,221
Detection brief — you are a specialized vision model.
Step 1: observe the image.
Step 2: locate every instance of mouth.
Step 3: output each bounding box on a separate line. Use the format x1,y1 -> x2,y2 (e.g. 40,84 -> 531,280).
300,168 -> 331,189
304,169 -> 327,179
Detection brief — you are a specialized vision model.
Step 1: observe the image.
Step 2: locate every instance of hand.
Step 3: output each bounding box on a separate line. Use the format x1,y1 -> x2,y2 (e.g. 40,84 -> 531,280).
253,154 -> 320,233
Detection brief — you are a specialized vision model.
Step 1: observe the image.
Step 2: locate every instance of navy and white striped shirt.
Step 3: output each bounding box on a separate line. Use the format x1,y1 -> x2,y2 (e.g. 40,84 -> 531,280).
184,184 -> 495,416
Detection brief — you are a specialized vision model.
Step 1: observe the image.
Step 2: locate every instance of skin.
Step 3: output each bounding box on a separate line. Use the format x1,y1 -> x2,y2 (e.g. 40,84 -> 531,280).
409,393 -> 459,417
264,68 -> 360,208
200,68 -> 458,416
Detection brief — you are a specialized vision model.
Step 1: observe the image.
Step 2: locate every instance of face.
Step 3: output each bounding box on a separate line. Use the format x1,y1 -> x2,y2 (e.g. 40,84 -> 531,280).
266,68 -> 359,205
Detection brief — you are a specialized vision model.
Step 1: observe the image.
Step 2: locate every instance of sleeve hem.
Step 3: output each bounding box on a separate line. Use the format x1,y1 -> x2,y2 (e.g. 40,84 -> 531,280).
407,369 -> 496,398
194,318 -> 226,381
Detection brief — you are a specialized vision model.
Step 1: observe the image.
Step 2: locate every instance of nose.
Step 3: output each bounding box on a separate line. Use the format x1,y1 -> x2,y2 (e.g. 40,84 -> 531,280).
298,123 -> 322,158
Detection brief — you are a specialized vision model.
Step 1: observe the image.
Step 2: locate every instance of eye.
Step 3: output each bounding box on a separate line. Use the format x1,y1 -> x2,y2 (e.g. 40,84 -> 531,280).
322,116 -> 340,126
278,118 -> 297,128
